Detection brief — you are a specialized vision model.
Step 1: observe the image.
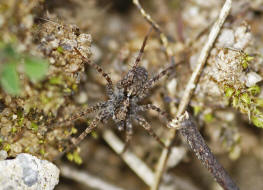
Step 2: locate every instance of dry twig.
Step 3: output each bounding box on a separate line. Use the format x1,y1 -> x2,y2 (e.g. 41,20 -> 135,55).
60,164 -> 124,190
102,130 -> 155,186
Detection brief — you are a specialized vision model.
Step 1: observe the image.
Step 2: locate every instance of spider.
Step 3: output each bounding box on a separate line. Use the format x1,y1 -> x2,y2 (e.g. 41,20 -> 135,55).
56,28 -> 176,155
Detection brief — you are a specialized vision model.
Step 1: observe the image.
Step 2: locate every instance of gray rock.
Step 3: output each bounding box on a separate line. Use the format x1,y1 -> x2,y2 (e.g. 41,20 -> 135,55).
0,150 -> 7,160
0,153 -> 59,190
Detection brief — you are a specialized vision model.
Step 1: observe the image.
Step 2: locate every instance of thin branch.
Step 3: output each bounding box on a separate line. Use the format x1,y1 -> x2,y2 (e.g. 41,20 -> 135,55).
60,164 -> 124,190
102,130 -> 154,186
153,0 -> 232,189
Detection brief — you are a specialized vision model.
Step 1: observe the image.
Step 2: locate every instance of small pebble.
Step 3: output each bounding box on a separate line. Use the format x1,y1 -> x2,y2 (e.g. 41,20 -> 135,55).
246,72 -> 262,87
0,150 -> 7,160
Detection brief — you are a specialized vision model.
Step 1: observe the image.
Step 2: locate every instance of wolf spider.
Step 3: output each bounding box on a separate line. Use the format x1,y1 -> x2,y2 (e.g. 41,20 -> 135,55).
56,28 -> 175,155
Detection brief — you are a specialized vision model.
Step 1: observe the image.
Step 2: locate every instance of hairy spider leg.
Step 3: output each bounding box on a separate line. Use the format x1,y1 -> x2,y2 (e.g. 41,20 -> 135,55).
139,104 -> 171,124
136,115 -> 166,148
139,64 -> 176,99
133,27 -> 152,69
56,115 -> 101,159
74,47 -> 114,96
120,28 -> 152,89
47,102 -> 104,134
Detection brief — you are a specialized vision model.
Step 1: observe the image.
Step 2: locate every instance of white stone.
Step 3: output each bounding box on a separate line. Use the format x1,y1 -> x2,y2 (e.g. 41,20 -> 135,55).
91,45 -> 102,62
217,29 -> 235,47
245,72 -> 262,87
167,147 -> 186,168
75,91 -> 88,104
0,150 -> 7,160
0,153 -> 59,190
167,79 -> 177,97
77,33 -> 92,44
12,114 -> 17,120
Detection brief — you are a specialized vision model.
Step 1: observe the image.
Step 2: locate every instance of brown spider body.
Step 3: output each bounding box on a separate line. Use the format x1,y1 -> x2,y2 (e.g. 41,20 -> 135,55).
57,29 -> 175,154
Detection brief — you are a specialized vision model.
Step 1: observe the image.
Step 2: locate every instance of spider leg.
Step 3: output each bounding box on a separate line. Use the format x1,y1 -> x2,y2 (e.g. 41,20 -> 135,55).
136,115 -> 167,148
54,114 -> 101,160
139,64 -> 177,99
74,47 -> 114,96
120,28 -> 152,89
49,102 -> 105,130
132,27 -> 152,69
121,118 -> 133,154
70,116 -> 100,147
139,104 -> 171,124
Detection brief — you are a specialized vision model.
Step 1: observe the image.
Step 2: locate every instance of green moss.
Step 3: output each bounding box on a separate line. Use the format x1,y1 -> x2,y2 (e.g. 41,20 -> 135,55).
255,98 -> 263,107
193,106 -> 202,116
30,122 -> 38,132
91,131 -> 98,139
17,117 -> 24,126
223,83 -> 263,128
241,53 -> 254,69
3,144 -> 11,152
66,150 -> 83,164
49,76 -> 63,85
24,147 -> 30,152
204,113 -> 213,123
232,96 -> 239,108
63,88 -> 72,93
40,148 -> 46,156
240,93 -> 251,105
11,127 -> 17,133
251,113 -> 263,128
71,127 -> 78,134
73,150 -> 83,165
56,46 -> 64,54
248,85 -> 261,95
225,87 -> 235,98
66,152 -> 74,161
72,84 -> 78,91
40,94 -> 49,104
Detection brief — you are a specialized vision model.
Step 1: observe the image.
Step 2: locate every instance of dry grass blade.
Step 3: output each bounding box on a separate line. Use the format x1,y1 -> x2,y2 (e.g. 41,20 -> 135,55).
60,164 -> 124,190
102,130 -> 155,186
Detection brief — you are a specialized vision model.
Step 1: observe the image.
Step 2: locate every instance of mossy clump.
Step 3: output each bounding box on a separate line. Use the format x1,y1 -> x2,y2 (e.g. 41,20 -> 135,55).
0,2 -> 93,160
195,24 -> 263,128
190,23 -> 262,159
66,148 -> 83,165
224,84 -> 263,128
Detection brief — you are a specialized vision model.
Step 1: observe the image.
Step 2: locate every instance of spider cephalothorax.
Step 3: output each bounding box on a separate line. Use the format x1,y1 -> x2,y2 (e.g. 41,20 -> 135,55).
58,29 -> 176,154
